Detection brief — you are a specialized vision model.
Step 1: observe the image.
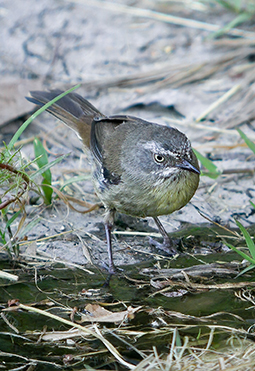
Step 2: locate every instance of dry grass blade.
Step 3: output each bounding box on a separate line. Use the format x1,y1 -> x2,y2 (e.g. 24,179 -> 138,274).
168,117 -> 239,136
195,208 -> 241,238
196,84 -> 241,122
159,309 -> 244,323
72,0 -> 255,38
18,303 -> 136,370
74,232 -> 93,264
150,279 -> 255,296
0,351 -> 61,368
79,47 -> 253,94
129,329 -> 255,370
0,163 -> 29,210
19,247 -> 95,274
0,202 -> 27,253
0,270 -> 19,281
1,312 -> 19,333
122,337 -> 255,370
51,185 -> 99,214
153,48 -> 252,90
221,81 -> 255,129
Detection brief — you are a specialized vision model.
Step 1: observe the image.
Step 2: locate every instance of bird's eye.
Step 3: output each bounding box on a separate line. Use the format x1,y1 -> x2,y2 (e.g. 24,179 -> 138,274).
154,154 -> 165,163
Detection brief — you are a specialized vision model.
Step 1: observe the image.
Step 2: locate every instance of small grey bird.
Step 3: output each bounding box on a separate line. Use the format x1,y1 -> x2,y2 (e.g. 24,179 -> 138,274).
27,90 -> 200,273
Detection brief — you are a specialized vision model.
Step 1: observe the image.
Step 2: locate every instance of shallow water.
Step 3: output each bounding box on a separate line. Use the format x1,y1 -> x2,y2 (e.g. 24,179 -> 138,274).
1,229 -> 254,370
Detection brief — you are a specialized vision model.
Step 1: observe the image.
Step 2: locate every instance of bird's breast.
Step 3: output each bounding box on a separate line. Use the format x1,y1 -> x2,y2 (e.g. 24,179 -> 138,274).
93,166 -> 199,218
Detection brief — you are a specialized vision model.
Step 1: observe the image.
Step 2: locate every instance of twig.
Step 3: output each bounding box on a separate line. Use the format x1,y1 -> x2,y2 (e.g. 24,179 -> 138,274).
0,163 -> 29,210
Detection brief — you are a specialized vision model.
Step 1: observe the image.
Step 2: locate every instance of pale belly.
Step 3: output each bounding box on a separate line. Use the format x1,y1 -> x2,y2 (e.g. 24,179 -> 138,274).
94,169 -> 199,218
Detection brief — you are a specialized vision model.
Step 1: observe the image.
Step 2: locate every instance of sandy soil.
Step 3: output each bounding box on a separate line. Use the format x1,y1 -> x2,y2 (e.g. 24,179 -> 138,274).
1,0 -> 255,268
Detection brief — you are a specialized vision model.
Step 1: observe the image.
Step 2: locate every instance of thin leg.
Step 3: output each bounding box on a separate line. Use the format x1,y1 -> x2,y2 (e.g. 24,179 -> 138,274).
104,222 -> 116,274
153,216 -> 171,244
149,216 -> 177,255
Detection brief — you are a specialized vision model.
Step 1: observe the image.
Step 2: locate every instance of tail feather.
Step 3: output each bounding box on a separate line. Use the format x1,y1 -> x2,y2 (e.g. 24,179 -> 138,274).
27,90 -> 104,147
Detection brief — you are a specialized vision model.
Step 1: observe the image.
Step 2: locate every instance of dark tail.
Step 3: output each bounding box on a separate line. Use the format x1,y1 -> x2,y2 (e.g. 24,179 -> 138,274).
27,90 -> 104,147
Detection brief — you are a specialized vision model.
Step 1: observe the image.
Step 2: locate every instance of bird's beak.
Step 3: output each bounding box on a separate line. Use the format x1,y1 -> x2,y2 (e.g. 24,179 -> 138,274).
176,159 -> 200,174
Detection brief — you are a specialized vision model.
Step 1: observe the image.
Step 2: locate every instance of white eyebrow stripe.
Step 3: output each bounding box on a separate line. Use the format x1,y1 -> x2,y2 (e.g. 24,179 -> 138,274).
142,141 -> 182,157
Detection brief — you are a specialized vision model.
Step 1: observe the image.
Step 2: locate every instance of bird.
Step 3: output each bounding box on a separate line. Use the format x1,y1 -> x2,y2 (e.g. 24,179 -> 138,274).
27,89 -> 200,273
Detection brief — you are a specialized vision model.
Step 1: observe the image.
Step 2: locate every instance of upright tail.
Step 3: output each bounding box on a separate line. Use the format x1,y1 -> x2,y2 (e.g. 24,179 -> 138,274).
27,90 -> 104,148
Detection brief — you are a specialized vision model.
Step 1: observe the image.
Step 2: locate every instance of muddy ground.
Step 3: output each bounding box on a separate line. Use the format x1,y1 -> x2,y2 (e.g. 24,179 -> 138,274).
1,0 -> 255,268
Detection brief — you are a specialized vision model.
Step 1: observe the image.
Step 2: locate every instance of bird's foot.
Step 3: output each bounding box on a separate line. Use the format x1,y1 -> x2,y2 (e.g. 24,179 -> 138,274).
100,260 -> 124,275
100,261 -> 124,287
101,260 -> 117,275
99,261 -> 116,287
149,236 -> 178,256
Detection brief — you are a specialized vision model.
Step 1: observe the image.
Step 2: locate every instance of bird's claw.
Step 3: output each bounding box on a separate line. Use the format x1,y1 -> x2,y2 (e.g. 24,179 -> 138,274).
149,236 -> 178,256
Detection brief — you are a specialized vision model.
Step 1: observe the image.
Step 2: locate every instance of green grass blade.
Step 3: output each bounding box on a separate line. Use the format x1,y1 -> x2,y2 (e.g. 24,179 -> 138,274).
41,178 -> 53,205
8,84 -> 81,149
19,218 -> 42,239
235,220 -> 255,260
215,0 -> 239,12
193,149 -> 221,178
236,264 -> 255,278
30,153 -> 69,180
175,329 -> 182,348
212,12 -> 252,38
0,230 -> 6,244
5,210 -> 22,230
225,242 -> 255,265
237,128 -> 255,154
33,138 -> 52,181
33,137 -> 52,204
59,175 -> 91,191
250,200 -> 255,209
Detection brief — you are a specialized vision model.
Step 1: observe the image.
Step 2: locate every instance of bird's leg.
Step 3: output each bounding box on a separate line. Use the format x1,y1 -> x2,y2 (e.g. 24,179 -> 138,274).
149,216 -> 177,255
104,222 -> 116,274
104,210 -> 116,274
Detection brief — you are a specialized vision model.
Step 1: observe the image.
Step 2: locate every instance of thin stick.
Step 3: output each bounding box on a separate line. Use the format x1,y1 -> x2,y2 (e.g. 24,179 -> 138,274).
18,303 -> 136,370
